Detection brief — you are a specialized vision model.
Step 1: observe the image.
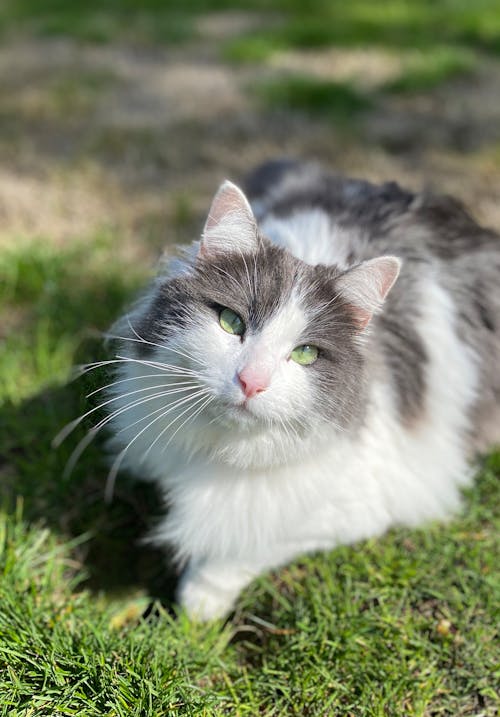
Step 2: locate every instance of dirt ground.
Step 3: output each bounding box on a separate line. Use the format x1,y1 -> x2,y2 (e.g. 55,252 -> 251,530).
1,12 -> 500,259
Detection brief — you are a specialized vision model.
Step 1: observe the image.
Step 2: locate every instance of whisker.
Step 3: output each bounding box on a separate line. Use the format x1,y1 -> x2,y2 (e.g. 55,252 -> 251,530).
252,251 -> 259,297
76,356 -> 197,378
127,315 -> 203,366
236,246 -> 253,300
141,389 -> 212,462
87,375 -> 197,398
277,415 -> 294,451
116,354 -> 198,375
162,394 -> 214,452
106,329 -> 205,369
62,429 -> 100,481
127,316 -> 205,367
116,386 -> 208,434
211,262 -> 248,300
140,390 -> 212,462
61,387 -> 205,479
54,380 -> 198,447
105,390 -> 211,501
204,408 -> 226,429
284,415 -> 302,444
91,386 -> 204,435
314,290 -> 342,314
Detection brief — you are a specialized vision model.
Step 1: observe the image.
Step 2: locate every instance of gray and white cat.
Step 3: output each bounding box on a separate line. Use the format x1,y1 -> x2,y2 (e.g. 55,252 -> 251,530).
104,160 -> 500,620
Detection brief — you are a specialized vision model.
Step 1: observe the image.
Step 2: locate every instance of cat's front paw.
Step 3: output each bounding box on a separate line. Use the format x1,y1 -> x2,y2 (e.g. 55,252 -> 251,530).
177,572 -> 236,621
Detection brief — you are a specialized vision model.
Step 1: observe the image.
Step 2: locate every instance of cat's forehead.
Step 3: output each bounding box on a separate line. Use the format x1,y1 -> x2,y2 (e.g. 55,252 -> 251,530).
192,241 -> 342,329
194,242 -> 303,329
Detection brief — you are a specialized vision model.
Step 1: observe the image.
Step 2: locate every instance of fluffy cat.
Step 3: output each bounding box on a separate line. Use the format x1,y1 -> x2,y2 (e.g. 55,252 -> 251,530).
104,160 -> 500,620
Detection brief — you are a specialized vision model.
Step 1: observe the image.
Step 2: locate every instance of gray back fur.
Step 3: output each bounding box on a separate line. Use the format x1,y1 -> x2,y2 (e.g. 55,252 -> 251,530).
245,161 -> 500,448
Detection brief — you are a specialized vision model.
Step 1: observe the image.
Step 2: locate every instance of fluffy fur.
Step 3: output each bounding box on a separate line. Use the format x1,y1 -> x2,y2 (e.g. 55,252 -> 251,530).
104,161 -> 500,620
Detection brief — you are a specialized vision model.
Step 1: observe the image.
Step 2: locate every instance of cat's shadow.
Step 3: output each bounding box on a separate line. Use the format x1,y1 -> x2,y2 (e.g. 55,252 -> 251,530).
0,350 -> 179,610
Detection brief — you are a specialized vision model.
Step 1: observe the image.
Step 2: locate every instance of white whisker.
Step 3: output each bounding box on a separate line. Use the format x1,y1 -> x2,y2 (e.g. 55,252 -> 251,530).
115,354 -> 198,376
92,386 -> 203,435
87,375 -> 197,398
117,386 -> 208,435
126,315 -> 205,367
61,386 -> 206,479
211,262 -> 248,301
106,324 -> 205,369
105,390 -> 211,501
55,380 -> 198,446
141,390 -> 212,463
162,394 -> 215,452
237,246 -> 253,300
76,356 -> 197,377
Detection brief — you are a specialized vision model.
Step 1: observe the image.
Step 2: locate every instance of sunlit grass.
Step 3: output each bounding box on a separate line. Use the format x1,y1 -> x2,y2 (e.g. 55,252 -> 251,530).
385,46 -> 477,93
0,236 -> 145,404
225,0 -> 500,64
1,0 -> 500,55
1,229 -> 499,716
0,0 -> 499,713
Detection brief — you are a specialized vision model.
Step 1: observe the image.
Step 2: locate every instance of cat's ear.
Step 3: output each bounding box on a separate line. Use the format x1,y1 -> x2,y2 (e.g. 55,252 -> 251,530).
336,256 -> 401,330
200,180 -> 259,257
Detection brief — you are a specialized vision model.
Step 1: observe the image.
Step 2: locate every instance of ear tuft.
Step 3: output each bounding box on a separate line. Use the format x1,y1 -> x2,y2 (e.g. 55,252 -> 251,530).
336,256 -> 401,330
200,180 -> 258,257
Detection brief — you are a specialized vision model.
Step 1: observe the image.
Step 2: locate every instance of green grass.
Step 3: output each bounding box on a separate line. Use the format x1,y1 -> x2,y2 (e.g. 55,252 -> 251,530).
253,48 -> 476,123
0,0 -> 196,44
2,0 -> 500,56
1,234 -> 499,715
0,470 -> 498,714
1,0 -> 500,713
224,0 -> 500,62
385,47 -> 477,94
255,75 -> 372,122
0,237 -> 145,404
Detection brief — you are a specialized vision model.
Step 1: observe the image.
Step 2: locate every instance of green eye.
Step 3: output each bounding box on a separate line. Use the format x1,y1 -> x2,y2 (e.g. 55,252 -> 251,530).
219,308 -> 245,336
291,344 -> 319,365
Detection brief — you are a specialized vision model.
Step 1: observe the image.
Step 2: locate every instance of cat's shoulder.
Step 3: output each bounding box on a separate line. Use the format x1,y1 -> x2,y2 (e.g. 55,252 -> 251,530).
244,160 -> 499,262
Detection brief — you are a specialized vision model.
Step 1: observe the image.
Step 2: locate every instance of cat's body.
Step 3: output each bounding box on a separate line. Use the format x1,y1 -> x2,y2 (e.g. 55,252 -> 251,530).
106,161 -> 500,619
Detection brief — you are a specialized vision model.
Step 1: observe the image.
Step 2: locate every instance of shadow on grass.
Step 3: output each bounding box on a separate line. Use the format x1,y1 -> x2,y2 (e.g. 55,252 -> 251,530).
1,384 -> 178,603
255,75 -> 372,124
0,239 -> 179,606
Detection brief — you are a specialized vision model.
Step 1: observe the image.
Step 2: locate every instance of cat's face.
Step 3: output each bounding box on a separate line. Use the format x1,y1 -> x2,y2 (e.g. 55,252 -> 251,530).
137,243 -> 361,431
114,182 -> 399,465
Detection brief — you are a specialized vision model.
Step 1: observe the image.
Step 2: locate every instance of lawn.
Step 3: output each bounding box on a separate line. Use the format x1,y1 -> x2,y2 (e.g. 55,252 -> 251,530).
1,1 -> 500,715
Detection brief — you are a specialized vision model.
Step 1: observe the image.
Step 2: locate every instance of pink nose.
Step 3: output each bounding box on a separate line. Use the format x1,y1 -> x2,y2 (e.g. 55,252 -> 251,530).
238,367 -> 269,399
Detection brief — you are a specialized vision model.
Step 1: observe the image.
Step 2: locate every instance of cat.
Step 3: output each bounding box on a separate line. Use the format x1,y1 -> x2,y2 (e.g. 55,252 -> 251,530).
103,160 -> 500,620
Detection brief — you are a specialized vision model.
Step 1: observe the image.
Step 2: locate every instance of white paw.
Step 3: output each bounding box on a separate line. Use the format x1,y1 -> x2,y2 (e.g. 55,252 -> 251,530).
177,575 -> 236,621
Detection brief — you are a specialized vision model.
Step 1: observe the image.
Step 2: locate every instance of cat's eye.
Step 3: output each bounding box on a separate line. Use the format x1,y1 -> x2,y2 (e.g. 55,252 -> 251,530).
290,344 -> 319,366
219,308 -> 245,336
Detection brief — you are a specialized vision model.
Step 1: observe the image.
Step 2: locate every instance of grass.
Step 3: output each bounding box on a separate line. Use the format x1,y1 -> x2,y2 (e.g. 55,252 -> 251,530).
224,0 -> 500,61
253,47 -> 476,123
1,0 -> 500,713
1,0 -> 499,56
384,47 -> 477,94
255,76 -> 372,122
0,0 -> 197,45
0,237 -> 144,404
0,463 -> 498,714
1,235 -> 499,715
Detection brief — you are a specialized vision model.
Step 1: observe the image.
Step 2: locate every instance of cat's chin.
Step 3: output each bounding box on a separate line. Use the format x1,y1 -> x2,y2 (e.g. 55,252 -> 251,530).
225,402 -> 263,426
199,407 -> 325,470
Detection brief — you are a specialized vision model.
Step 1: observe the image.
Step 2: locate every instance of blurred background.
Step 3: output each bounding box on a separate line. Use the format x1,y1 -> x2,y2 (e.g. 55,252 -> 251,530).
1,0 -> 500,590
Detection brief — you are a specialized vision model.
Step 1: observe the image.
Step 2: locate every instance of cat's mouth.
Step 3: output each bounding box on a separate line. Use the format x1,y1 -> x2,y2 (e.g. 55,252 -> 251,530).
216,398 -> 265,427
232,400 -> 256,417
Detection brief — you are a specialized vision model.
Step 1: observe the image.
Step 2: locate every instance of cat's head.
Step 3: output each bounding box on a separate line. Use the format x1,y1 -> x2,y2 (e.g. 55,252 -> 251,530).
112,181 -> 399,468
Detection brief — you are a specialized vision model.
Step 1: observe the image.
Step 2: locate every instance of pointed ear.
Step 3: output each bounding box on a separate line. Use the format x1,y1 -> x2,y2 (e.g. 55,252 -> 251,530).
200,180 -> 259,257
336,256 -> 401,330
